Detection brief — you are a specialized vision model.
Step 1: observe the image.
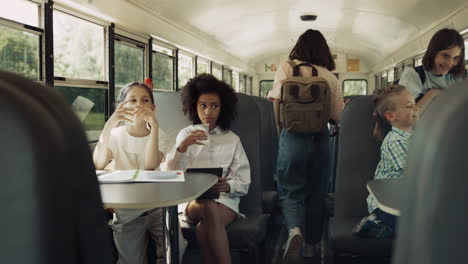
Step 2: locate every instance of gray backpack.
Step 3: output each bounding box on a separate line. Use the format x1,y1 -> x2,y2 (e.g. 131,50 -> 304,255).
279,61 -> 331,134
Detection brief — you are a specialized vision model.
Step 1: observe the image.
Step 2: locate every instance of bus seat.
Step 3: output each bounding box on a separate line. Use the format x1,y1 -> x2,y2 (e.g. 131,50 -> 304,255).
392,80 -> 468,264
0,70 -> 113,264
153,91 -> 191,155
323,96 -> 393,261
180,93 -> 269,263
250,96 -> 279,213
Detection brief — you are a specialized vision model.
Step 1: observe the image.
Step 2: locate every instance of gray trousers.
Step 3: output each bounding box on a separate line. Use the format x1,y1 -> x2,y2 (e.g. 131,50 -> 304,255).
112,208 -> 165,264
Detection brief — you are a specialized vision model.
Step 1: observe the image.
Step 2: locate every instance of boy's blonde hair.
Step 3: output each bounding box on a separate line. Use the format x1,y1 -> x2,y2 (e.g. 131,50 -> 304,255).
372,84 -> 407,141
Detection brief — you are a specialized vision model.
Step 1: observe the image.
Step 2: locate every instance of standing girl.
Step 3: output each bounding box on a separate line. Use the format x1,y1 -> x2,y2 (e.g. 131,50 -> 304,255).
269,29 -> 344,263
162,73 -> 250,264
93,82 -> 165,264
399,28 -> 465,113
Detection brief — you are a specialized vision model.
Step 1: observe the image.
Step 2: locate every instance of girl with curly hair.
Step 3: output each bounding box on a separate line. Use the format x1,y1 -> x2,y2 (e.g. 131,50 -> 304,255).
162,73 -> 250,264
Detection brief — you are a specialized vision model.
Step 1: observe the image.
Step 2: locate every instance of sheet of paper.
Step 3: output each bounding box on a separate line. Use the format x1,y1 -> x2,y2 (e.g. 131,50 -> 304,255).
97,170 -> 137,183
137,171 -> 185,182
98,170 -> 185,183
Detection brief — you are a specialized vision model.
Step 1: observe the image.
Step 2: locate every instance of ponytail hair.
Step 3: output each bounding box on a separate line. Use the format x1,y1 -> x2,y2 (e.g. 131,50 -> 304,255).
372,84 -> 407,141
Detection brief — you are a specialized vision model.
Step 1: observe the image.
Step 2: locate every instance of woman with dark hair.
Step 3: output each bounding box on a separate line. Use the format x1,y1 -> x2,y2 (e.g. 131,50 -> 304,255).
399,28 -> 465,113
269,29 -> 344,263
162,73 -> 250,264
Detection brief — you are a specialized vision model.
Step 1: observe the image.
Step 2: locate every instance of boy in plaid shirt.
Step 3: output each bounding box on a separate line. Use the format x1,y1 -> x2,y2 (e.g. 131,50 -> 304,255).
354,84 -> 419,238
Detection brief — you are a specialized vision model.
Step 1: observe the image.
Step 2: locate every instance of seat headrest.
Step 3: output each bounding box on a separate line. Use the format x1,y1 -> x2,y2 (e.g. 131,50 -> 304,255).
393,80 -> 468,264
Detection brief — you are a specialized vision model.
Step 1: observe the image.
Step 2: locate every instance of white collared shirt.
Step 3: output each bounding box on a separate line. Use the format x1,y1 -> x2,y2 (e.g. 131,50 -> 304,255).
162,125 -> 251,214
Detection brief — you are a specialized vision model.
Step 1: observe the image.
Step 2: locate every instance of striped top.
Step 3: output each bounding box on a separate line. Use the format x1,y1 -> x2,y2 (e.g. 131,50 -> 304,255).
367,127 -> 411,214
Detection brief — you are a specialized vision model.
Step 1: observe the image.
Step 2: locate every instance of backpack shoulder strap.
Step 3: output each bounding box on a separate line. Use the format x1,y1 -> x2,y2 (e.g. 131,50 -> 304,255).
414,65 -> 426,85
289,61 -> 319,77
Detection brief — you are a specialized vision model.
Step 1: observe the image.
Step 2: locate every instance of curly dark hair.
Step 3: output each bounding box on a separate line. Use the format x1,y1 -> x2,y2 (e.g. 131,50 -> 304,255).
181,73 -> 238,130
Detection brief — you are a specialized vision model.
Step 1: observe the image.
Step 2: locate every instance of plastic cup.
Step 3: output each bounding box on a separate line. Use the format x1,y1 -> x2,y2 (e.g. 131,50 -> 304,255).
194,124 -> 209,145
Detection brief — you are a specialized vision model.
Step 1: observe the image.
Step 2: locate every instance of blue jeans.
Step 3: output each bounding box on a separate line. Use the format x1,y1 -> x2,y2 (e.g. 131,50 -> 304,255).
277,129 -> 330,244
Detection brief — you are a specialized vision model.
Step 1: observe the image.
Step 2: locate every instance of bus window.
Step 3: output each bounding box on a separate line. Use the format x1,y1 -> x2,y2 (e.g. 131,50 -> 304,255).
54,85 -> 106,142
212,63 -> 222,80
222,67 -> 232,85
114,37 -> 145,98
178,51 -> 194,89
387,69 -> 395,84
232,71 -> 239,92
153,51 -> 175,91
54,10 -> 105,81
343,79 -> 368,96
0,25 -> 40,80
239,74 -> 246,93
259,80 -> 273,98
246,76 -> 252,95
197,57 -> 210,74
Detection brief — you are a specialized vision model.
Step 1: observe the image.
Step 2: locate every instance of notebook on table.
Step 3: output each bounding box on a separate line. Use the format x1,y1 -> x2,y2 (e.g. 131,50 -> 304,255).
186,167 -> 223,199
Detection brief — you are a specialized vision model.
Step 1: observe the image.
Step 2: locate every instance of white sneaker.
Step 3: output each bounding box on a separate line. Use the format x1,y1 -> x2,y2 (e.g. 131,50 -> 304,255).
283,227 -> 304,264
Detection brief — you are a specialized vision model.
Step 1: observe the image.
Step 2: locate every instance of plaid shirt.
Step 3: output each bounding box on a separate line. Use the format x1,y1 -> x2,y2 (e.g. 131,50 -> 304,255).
367,127 -> 411,214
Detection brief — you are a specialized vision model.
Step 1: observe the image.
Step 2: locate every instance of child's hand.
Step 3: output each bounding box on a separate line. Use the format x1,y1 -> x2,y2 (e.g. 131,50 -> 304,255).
427,89 -> 443,98
211,178 -> 230,193
108,100 -> 134,125
177,130 -> 208,153
134,104 -> 158,126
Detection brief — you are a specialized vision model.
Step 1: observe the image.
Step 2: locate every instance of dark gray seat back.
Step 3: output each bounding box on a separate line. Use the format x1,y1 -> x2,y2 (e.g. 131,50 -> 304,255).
0,70 -> 113,264
328,95 -> 392,257
334,96 -> 381,217
393,80 -> 468,264
230,93 -> 263,215
250,96 -> 278,191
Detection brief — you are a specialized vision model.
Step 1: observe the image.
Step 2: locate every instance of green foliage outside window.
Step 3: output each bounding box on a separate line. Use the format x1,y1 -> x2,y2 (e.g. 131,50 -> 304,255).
260,80 -> 273,97
178,53 -> 193,89
343,80 -> 367,96
153,52 -> 174,91
53,11 -> 105,80
0,26 -> 39,80
54,86 -> 106,141
197,60 -> 209,75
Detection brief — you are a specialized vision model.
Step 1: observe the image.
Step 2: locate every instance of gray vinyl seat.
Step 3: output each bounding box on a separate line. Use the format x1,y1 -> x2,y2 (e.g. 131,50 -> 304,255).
324,96 -> 393,261
250,96 -> 279,213
0,70 -> 114,264
392,80 -> 468,264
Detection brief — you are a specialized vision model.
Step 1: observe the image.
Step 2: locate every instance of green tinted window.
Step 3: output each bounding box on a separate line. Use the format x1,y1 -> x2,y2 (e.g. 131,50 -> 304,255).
260,80 -> 273,97
239,75 -> 245,93
197,59 -> 209,74
55,86 -> 106,142
178,52 -> 194,89
222,68 -> 232,84
0,25 -> 39,80
343,80 -> 368,96
53,11 -> 105,80
212,64 -> 222,80
153,52 -> 174,91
